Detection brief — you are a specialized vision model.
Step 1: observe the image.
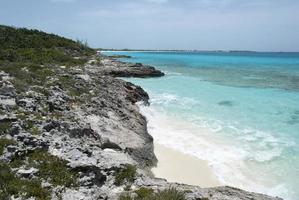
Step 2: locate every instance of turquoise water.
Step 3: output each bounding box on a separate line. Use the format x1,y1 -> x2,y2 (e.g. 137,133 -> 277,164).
104,51 -> 299,200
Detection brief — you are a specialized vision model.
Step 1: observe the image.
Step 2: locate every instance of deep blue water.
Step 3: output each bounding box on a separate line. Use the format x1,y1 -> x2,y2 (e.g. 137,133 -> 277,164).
103,51 -> 299,200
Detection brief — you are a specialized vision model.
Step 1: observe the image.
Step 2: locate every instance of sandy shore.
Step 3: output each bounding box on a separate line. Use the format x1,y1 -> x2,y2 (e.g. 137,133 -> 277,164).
152,143 -> 221,187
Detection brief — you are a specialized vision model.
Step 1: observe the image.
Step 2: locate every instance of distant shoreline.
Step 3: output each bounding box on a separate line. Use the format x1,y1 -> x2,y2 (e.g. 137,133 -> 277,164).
99,49 -> 299,54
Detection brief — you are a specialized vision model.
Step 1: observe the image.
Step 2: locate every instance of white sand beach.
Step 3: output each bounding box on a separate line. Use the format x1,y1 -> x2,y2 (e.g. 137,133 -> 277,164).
152,143 -> 221,188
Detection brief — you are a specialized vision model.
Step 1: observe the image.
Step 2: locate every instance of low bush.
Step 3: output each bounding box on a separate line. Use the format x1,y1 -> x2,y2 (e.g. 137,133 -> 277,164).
27,150 -> 78,187
0,138 -> 15,155
0,121 -> 12,135
135,187 -> 154,199
118,188 -> 186,200
0,162 -> 51,200
115,165 -> 137,186
153,188 -> 186,200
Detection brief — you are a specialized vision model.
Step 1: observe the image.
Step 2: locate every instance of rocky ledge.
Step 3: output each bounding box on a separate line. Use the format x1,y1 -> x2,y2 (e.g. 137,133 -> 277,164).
99,56 -> 165,78
0,54 -> 281,200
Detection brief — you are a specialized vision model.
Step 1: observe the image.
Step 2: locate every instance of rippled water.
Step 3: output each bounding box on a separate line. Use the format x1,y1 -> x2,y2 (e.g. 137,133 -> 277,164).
103,51 -> 299,200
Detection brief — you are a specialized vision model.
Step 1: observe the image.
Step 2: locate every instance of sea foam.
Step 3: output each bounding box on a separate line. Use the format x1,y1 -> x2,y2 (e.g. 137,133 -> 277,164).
138,103 -> 291,200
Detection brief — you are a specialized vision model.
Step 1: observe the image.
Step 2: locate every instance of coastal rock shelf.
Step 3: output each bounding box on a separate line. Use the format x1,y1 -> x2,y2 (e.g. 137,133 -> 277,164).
0,44 -> 281,199
100,57 -> 165,78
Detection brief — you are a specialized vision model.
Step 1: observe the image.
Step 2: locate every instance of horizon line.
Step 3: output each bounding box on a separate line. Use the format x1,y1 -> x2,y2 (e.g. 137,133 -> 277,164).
98,48 -> 299,54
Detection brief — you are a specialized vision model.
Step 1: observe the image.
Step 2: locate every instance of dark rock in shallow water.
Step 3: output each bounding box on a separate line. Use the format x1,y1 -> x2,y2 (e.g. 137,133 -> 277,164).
294,110 -> 299,115
287,115 -> 299,125
218,100 -> 234,107
108,55 -> 132,59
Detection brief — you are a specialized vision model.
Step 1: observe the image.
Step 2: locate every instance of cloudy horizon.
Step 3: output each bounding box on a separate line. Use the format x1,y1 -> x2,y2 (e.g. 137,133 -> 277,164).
1,0 -> 299,52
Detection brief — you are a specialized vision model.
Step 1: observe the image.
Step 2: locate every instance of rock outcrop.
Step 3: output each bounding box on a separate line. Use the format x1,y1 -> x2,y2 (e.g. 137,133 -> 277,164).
0,54 -> 281,200
99,57 -> 165,78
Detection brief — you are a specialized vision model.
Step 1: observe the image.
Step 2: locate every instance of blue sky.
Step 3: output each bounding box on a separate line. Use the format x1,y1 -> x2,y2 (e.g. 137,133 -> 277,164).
1,0 -> 299,51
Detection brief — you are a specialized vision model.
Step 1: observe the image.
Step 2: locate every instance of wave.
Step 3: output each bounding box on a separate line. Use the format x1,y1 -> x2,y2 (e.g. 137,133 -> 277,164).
150,92 -> 199,108
138,103 -> 292,200
150,92 -> 295,162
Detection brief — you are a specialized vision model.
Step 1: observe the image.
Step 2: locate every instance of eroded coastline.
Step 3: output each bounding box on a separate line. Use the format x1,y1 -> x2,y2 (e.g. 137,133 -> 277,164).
0,47 -> 282,199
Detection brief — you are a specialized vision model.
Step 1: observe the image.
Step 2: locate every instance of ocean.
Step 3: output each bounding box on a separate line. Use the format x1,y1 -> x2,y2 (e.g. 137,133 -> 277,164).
103,51 -> 299,200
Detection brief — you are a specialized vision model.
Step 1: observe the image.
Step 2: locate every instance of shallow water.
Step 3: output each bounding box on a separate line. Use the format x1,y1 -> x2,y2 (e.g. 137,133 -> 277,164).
103,51 -> 299,200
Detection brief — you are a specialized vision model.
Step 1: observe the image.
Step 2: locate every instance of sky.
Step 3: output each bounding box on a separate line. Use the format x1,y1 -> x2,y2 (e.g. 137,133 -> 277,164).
1,0 -> 299,51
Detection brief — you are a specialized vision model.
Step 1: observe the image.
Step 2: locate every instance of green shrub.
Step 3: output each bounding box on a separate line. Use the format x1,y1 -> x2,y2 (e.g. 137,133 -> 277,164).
58,75 -> 89,97
0,138 -> 15,155
0,62 -> 54,92
135,187 -> 154,199
9,157 -> 24,168
30,126 -> 42,135
28,150 -> 78,187
118,188 -> 186,200
15,110 -> 29,120
0,162 -> 51,200
153,188 -> 186,200
119,194 -> 133,200
0,25 -> 95,57
0,121 -> 12,135
115,165 -> 137,186
49,111 -> 63,120
0,24 -> 96,94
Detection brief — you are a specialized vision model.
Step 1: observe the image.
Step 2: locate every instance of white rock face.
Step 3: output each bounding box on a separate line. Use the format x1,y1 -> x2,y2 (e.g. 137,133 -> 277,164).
17,167 -> 39,177
0,98 -> 16,106
76,74 -> 91,81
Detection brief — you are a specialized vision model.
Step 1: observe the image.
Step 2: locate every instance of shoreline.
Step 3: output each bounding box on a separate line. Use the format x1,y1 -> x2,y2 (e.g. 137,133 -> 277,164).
0,26 -> 281,200
98,54 -> 281,199
152,143 -> 221,188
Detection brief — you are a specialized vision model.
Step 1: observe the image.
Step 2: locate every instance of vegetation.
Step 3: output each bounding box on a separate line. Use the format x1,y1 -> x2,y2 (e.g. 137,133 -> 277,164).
58,75 -> 90,97
0,25 -> 94,59
0,162 -> 51,200
115,165 -> 137,186
0,25 -> 96,93
0,48 -> 89,65
152,188 -> 186,200
119,188 -> 186,200
49,111 -> 63,120
27,149 -> 78,187
0,61 -> 53,92
0,149 -> 77,199
119,194 -> 134,200
29,126 -> 42,135
0,121 -> 12,135
19,119 -> 42,135
135,187 -> 154,198
0,138 -> 15,155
